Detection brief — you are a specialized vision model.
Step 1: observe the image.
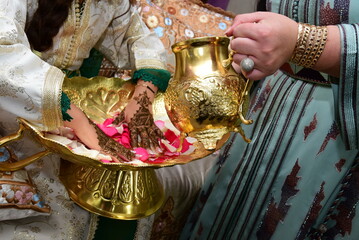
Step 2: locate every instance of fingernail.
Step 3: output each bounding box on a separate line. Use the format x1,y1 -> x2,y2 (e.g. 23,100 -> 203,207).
224,26 -> 232,34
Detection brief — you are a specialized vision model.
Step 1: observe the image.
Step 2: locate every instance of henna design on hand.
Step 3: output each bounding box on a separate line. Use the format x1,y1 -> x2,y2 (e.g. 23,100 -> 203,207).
114,91 -> 163,149
89,119 -> 134,162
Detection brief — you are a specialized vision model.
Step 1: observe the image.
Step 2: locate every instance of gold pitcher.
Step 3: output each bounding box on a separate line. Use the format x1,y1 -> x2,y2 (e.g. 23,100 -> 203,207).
164,36 -> 253,150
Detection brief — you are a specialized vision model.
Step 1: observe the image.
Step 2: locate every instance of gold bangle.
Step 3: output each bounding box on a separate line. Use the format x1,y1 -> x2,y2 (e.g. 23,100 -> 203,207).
290,23 -> 328,68
290,23 -> 310,64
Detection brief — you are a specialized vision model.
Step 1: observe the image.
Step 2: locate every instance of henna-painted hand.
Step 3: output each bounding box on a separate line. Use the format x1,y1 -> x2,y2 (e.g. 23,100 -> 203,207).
63,103 -> 134,162
113,80 -> 164,150
114,91 -> 164,149
90,121 -> 135,162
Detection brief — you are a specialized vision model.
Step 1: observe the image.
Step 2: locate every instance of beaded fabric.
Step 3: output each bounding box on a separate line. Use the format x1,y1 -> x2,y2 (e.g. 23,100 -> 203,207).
99,0 -> 234,77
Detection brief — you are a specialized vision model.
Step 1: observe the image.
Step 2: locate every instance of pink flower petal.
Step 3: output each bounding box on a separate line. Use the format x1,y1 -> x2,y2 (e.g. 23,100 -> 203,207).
160,139 -> 177,153
118,136 -> 131,148
181,145 -> 196,155
97,124 -> 119,137
179,139 -> 191,153
100,159 -> 112,163
103,118 -> 114,125
164,129 -> 179,143
135,148 -> 150,161
154,120 -> 166,130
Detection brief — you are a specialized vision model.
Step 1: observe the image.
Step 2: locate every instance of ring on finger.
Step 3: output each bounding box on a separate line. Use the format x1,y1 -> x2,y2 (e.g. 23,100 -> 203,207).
240,57 -> 255,72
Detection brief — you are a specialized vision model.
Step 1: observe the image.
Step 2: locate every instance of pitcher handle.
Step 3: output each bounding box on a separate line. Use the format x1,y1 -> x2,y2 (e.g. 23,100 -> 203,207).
0,123 -> 51,171
222,50 -> 236,69
237,77 -> 254,125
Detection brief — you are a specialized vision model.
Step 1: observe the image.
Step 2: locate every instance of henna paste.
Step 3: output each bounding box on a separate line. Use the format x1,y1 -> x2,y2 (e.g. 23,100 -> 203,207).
89,119 -> 134,162
114,91 -> 163,149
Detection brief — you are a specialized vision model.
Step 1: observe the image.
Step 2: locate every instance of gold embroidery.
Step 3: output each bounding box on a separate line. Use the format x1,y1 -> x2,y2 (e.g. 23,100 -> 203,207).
136,59 -> 167,70
58,0 -> 92,69
42,66 -> 64,131
125,12 -> 146,39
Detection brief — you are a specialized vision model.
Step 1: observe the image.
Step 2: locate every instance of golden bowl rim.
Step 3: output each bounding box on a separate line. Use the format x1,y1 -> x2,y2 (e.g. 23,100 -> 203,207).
18,113 -> 225,171
171,36 -> 230,52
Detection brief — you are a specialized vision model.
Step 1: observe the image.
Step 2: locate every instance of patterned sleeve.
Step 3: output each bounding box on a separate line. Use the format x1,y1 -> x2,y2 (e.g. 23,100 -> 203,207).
0,0 -> 64,131
337,23 -> 359,150
95,0 -> 168,71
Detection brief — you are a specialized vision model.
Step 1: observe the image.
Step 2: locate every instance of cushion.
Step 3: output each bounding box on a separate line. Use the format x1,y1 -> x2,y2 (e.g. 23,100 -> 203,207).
0,146 -> 50,221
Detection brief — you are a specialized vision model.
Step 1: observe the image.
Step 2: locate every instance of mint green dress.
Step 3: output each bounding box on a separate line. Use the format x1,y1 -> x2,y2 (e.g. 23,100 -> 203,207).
180,0 -> 359,239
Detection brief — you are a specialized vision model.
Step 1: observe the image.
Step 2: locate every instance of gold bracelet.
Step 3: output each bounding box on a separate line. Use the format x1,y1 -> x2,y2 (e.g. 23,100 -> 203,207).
290,23 -> 328,68
290,23 -> 310,64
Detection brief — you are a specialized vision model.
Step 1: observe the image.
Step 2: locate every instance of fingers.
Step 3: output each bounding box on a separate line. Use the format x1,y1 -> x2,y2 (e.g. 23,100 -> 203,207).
110,156 -> 121,163
130,126 -> 139,148
139,129 -> 151,149
230,37 -> 257,56
242,69 -> 267,81
148,127 -> 164,149
231,22 -> 265,40
231,54 -> 267,81
232,53 -> 255,75
130,125 -> 163,150
226,12 -> 266,36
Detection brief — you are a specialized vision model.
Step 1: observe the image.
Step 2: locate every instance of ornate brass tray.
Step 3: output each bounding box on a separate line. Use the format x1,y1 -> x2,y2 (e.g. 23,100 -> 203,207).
0,76 -> 228,220
0,76 -> 226,172
0,36 -> 252,219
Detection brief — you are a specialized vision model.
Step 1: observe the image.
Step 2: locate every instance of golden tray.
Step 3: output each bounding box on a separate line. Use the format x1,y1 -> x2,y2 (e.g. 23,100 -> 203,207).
0,76 -> 228,219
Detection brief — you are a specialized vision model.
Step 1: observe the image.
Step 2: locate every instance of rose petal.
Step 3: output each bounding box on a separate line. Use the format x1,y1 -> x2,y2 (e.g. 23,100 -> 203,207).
154,120 -> 166,130
134,147 -> 150,161
97,124 -> 119,137
100,159 -> 112,163
103,118 -> 114,125
179,139 -> 191,153
185,136 -> 197,144
164,129 -> 180,144
160,139 -> 178,153
181,145 -> 196,155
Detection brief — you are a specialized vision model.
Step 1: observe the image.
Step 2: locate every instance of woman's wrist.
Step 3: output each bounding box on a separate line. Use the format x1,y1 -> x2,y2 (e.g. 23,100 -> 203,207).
289,23 -> 340,77
134,80 -> 157,101
289,23 -> 328,68
132,69 -> 171,92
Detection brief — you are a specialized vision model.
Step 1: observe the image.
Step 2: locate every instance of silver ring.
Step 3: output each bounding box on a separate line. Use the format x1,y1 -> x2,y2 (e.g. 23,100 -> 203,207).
240,57 -> 254,72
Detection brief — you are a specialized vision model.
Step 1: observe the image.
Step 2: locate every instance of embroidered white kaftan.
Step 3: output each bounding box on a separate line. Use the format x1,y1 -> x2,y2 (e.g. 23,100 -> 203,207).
0,0 -> 167,238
